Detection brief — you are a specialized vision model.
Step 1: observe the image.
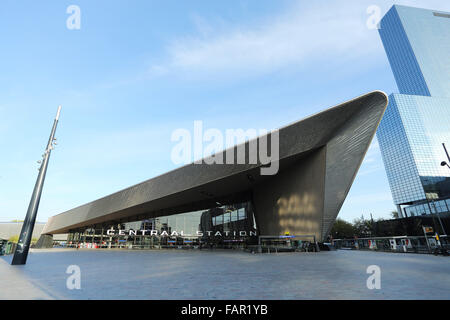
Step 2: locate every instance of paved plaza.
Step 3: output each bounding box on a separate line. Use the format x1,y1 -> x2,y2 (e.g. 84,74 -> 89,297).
0,249 -> 449,300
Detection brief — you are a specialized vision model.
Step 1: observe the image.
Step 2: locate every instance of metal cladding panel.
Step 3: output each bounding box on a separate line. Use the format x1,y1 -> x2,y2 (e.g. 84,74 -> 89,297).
322,95 -> 388,238
43,91 -> 388,235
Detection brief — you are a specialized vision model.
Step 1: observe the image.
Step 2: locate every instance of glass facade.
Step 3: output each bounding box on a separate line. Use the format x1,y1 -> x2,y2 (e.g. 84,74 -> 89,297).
404,198 -> 450,217
66,201 -> 258,249
377,5 -> 450,214
377,94 -> 450,205
379,5 -> 450,98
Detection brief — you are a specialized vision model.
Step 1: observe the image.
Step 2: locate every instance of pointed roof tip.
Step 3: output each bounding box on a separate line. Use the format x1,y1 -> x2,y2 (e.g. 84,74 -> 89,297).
371,90 -> 389,103
362,90 -> 389,109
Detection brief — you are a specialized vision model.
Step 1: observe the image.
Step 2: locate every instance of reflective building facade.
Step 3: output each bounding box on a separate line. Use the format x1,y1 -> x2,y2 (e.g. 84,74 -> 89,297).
377,5 -> 450,217
379,5 -> 450,97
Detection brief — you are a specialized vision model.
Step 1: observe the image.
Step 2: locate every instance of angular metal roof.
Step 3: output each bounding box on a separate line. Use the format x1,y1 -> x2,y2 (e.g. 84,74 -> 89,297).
43,91 -> 388,240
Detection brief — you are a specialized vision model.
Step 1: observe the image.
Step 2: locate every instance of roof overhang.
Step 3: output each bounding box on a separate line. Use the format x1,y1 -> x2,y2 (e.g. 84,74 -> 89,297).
43,91 -> 388,238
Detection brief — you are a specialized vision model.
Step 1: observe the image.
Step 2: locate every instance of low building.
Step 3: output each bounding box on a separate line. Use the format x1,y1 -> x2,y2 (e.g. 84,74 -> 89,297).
0,222 -> 46,241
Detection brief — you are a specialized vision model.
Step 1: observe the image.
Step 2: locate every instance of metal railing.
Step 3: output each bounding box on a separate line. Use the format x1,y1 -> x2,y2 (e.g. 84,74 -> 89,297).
249,234 -> 320,253
332,235 -> 449,254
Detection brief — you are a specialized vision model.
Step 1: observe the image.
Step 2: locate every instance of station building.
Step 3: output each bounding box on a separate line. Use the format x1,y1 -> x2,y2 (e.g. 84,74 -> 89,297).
40,91 -> 388,250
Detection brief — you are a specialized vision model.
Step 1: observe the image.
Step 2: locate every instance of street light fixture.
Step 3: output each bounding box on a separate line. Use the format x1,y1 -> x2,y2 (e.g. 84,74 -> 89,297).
443,143 -> 450,166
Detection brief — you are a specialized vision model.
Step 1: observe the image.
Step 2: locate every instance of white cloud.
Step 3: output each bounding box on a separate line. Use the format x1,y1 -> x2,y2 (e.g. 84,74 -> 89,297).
150,0 -> 450,79
156,2 -> 379,76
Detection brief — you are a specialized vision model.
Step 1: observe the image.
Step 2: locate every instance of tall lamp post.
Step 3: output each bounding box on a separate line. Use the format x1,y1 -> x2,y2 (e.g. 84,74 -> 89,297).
11,106 -> 61,265
441,143 -> 450,170
434,142 -> 450,236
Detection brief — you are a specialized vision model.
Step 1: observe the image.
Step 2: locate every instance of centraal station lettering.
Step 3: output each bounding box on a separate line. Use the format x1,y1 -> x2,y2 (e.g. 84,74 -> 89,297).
106,229 -> 257,237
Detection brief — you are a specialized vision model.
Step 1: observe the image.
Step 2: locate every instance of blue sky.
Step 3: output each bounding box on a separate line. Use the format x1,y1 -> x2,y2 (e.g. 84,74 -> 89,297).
1,0 -> 449,223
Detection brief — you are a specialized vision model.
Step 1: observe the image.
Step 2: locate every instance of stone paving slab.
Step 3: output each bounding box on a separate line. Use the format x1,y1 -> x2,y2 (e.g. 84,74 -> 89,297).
0,249 -> 449,300
0,257 -> 53,300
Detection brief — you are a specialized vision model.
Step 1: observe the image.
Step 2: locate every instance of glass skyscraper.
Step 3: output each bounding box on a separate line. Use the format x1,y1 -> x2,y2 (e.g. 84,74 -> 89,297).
377,5 -> 450,217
